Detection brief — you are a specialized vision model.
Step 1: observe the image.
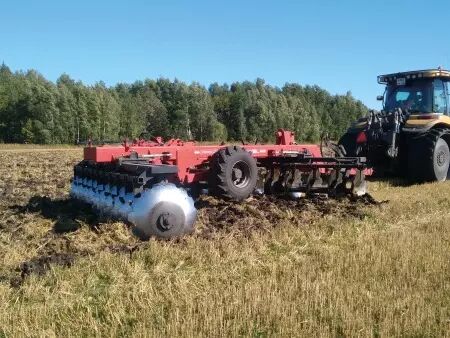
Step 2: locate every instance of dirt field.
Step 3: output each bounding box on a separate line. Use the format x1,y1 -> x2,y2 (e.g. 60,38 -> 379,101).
0,148 -> 449,336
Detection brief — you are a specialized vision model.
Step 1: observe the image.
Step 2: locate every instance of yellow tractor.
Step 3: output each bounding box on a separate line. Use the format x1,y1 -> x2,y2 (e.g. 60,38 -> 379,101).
339,68 -> 450,181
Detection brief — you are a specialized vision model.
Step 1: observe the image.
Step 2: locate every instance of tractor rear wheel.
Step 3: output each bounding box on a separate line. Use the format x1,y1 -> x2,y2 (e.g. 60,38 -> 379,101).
407,129 -> 450,182
209,146 -> 258,200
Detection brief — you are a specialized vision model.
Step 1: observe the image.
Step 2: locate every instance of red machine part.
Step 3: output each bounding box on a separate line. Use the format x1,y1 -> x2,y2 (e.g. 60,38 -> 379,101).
73,129 -> 368,240
84,129 -> 322,184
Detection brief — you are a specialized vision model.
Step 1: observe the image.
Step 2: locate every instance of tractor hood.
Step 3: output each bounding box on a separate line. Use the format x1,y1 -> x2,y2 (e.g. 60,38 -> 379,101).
346,109 -> 430,133
346,110 -> 450,134
403,114 -> 450,133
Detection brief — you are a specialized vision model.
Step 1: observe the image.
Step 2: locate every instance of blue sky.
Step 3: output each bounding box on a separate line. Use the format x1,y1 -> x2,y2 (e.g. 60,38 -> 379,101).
1,0 -> 449,109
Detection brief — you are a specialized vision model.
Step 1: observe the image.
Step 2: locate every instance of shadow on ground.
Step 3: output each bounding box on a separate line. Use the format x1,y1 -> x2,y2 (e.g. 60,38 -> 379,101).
366,176 -> 413,187
11,196 -> 102,233
7,196 -> 143,287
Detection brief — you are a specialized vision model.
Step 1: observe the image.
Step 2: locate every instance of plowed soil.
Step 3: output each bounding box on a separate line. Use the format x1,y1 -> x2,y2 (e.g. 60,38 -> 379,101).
1,148 -> 449,337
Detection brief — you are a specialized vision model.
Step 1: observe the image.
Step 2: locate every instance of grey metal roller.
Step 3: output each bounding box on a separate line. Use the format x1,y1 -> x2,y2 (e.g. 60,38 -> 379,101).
70,180 -> 196,240
128,183 -> 197,240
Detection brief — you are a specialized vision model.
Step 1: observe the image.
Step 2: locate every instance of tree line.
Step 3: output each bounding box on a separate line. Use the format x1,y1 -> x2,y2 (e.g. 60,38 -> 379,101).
0,63 -> 368,144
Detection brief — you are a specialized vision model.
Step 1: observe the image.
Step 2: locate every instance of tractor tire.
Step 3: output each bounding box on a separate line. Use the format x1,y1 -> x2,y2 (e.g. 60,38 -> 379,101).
407,129 -> 450,182
209,146 -> 258,200
338,132 -> 359,157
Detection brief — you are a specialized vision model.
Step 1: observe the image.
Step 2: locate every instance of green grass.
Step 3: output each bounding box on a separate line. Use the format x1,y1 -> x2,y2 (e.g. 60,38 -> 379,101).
0,148 -> 449,336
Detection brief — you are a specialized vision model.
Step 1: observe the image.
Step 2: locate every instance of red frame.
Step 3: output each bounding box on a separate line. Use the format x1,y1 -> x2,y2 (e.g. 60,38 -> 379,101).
84,129 -> 323,184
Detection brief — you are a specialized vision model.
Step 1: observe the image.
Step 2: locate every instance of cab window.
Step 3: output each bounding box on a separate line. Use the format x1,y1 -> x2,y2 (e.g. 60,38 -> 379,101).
433,79 -> 447,114
385,82 -> 432,113
446,81 -> 450,115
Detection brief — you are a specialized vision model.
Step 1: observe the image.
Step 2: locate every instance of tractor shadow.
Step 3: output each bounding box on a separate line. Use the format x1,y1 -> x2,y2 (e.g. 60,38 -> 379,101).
10,196 -> 103,234
366,176 -> 412,187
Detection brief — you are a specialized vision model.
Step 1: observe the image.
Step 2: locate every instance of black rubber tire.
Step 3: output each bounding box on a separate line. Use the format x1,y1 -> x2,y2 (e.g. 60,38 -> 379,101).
209,146 -> 258,200
407,129 -> 450,182
338,132 -> 359,157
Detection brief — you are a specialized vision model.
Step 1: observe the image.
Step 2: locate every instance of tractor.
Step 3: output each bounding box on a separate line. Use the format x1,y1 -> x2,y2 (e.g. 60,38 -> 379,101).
339,68 -> 450,182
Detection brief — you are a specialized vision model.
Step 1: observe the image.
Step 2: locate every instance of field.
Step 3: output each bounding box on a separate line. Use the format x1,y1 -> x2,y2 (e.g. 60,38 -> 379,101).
0,147 -> 449,337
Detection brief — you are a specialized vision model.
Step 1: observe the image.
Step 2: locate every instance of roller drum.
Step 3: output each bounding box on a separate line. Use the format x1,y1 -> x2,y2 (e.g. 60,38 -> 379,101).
70,178 -> 197,239
128,183 -> 197,240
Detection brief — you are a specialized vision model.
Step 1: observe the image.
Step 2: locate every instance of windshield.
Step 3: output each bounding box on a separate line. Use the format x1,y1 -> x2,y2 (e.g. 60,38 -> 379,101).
384,80 -> 433,113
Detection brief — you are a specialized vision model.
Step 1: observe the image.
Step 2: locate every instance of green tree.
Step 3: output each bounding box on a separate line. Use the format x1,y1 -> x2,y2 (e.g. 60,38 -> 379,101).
0,63 -> 368,144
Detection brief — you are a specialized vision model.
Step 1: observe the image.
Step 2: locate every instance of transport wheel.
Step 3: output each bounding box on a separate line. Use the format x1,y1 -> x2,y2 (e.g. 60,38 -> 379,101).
209,146 -> 258,200
407,129 -> 450,182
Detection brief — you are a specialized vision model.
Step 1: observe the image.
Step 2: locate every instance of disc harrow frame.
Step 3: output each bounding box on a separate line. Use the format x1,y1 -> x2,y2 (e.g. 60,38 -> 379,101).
70,129 -> 368,239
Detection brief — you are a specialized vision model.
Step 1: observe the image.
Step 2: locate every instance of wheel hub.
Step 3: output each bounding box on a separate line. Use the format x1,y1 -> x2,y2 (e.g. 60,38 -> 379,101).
231,161 -> 250,188
437,151 -> 447,167
157,212 -> 176,231
232,168 -> 243,180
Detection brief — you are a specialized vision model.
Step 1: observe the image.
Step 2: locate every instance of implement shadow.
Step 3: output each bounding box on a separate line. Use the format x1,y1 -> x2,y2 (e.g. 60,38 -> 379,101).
10,196 -> 102,233
6,197 -> 141,288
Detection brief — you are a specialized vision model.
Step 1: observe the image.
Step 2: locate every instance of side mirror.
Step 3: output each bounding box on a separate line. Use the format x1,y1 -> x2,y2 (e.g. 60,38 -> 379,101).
376,95 -> 384,101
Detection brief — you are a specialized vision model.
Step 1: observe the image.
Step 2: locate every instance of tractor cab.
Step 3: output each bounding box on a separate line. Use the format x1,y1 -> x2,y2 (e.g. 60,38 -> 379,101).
378,69 -> 450,117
